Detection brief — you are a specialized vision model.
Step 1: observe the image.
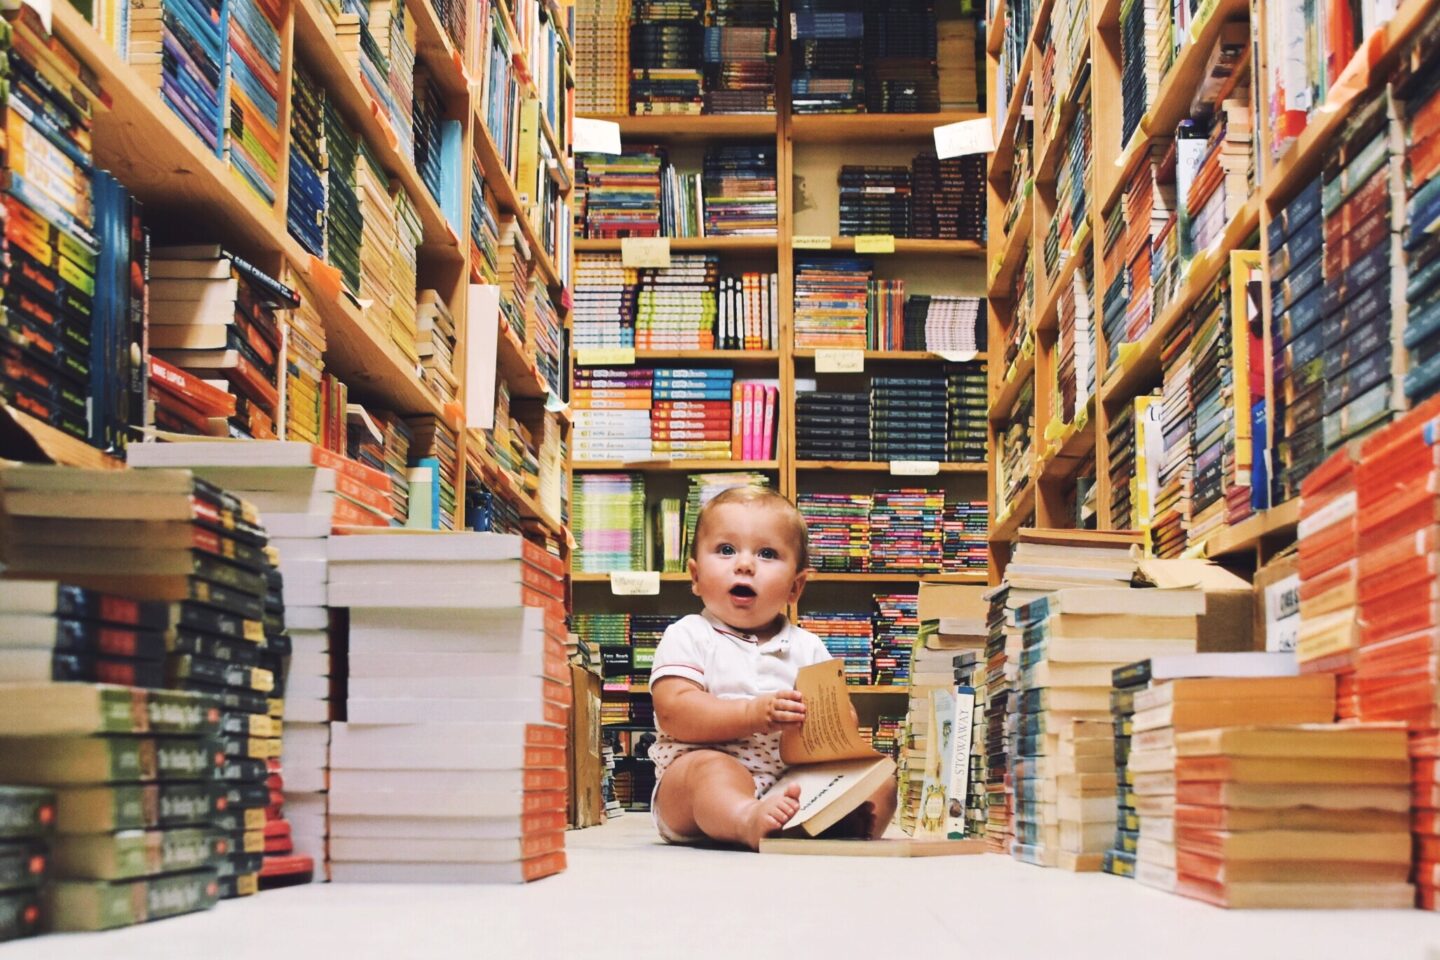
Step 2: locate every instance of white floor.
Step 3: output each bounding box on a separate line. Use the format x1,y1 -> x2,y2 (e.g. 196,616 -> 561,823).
11,816 -> 1440,960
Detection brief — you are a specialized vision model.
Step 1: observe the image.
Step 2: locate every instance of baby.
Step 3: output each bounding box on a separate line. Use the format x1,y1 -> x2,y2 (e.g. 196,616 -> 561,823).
648,486 -> 899,849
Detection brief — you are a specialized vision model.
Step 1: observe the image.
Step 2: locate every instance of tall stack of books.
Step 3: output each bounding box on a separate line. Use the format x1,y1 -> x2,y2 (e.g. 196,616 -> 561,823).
414,291 -> 459,405
407,415 -> 460,531
0,686 -> 222,930
703,146 -> 777,235
1295,448 -> 1360,710
1105,398 -> 1137,530
573,473 -> 647,573
1269,176 -> 1324,502
716,272 -> 779,349
288,63 -> 326,258
1151,314 -> 1195,558
1173,724 -> 1413,908
327,533 -> 569,884
871,592 -> 919,686
149,247 -> 297,442
862,0 -> 937,113
798,493 -> 872,572
651,367 -> 733,460
573,367 -> 652,461
356,149 -> 404,353
1053,259 -> 1095,427
629,0 -> 704,114
285,295 -> 328,447
995,378 -> 1035,511
942,500 -> 988,571
373,0 -> 415,160
573,254 -> 638,349
129,0 -> 227,156
903,296 -> 984,353
0,786 -> 52,942
325,99 -> 363,294
798,613 -> 873,684
348,408 -> 412,527
911,154 -> 985,241
1402,47 -> 1440,405
575,0 -> 630,114
225,0 -> 283,204
870,490 -> 944,574
1106,661 -> 1145,878
839,166 -> 910,237
983,583 -> 1021,850
872,375 -> 946,462
414,76 -> 445,214
576,148 -> 666,237
792,257 -> 872,348
702,0 -> 777,113
945,362 -> 988,464
1180,99 -> 1253,255
1184,271 -> 1233,549
1128,668 -> 1335,894
1117,0 -> 1151,148
789,0 -> 864,113
796,390 -> 869,461
635,257 -> 719,349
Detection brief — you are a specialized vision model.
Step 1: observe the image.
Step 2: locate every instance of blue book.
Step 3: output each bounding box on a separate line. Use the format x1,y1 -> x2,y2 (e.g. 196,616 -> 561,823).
439,119 -> 463,234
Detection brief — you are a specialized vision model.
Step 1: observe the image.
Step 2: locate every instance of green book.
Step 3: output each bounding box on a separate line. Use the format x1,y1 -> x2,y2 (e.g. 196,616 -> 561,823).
47,868 -> 219,931
51,828 -> 222,881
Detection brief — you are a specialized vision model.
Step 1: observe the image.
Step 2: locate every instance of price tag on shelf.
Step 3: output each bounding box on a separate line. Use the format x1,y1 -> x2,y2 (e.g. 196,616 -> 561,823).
814,349 -> 865,374
854,235 -> 895,254
576,347 -> 636,366
933,117 -> 996,159
792,235 -> 833,250
934,350 -> 978,363
573,117 -> 622,155
890,460 -> 940,476
610,571 -> 661,596
621,236 -> 671,269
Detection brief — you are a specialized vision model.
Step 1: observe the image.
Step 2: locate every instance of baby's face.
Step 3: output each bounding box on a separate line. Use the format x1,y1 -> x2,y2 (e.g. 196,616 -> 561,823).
688,502 -> 807,634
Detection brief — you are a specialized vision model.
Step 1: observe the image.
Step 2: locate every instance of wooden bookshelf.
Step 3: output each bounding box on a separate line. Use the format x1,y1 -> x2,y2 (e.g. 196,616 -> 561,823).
825,238 -> 987,257
807,572 -> 989,583
602,114 -> 779,140
793,350 -> 989,363
848,686 -> 911,695
793,461 -> 987,474
572,572 -> 692,583
571,460 -> 782,472
987,188 -> 1034,297
789,112 -> 986,143
628,350 -> 783,362
574,237 -> 780,253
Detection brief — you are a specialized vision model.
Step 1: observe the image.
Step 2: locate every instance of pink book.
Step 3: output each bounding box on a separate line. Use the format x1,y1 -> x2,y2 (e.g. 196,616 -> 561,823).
761,386 -> 777,460
742,382 -> 757,460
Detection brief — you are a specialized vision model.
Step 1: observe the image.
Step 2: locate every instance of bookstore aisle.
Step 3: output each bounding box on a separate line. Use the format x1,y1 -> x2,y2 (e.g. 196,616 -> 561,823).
4,816 -> 1438,960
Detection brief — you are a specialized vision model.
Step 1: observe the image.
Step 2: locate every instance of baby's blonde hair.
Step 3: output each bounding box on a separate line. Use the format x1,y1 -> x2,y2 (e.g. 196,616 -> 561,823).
689,486 -> 810,571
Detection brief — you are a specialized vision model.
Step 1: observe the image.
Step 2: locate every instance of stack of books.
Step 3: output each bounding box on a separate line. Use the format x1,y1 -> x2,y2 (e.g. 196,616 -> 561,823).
327,533 -> 569,884
574,0 -> 630,115
936,17 -> 979,110
796,390 -> 869,461
1105,398 -> 1138,530
129,0 -> 227,155
941,499 -> 988,571
910,154 -> 985,241
1129,669 -> 1335,893
871,592 -> 919,686
1173,724 -> 1413,908
373,0 -> 414,159
576,147 -> 666,237
1152,315 -> 1195,558
407,415 -> 460,531
651,367 -> 733,460
1268,175 -> 1325,503
1106,661 -> 1145,878
573,254 -> 638,349
789,0 -> 864,113
702,0 -> 777,113
0,686 -> 222,930
838,166 -> 911,237
470,164 -> 501,285
1402,48 -> 1440,406
1181,97 -> 1254,256
872,375 -> 946,462
863,0 -> 937,112
902,295 -> 984,353
284,295 -> 328,449
797,493 -> 872,572
225,0 -> 283,204
356,151 -> 405,355
798,613 -> 873,684
792,256 -> 872,348
870,490 -> 944,574
629,0 -> 704,114
947,361 -> 989,463
635,257 -> 720,350
573,473 -> 647,573
414,76 -> 445,214
149,247 -> 296,442
573,367 -> 653,461
1295,448 -> 1360,707
414,291 -> 459,406
717,272 -> 779,349
703,146 -> 778,235
1183,266 -> 1234,548
347,407 -> 412,527
983,583 -> 1022,850
286,59 -> 326,257
324,98 -> 364,294
1117,0 -> 1152,148
995,378 -> 1035,513
1050,90 -> 1091,278
0,786 -> 52,942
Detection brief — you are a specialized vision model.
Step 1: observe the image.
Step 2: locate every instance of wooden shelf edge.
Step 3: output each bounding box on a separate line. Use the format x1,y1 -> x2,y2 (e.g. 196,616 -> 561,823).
793,350 -> 989,363
1201,499 -> 1301,559
472,107 -> 568,295
573,571 -> 691,583
790,111 -> 986,143
793,461 -> 987,474
808,572 -> 988,583
583,114 -> 779,139
990,480 -> 1037,542
988,189 -> 1035,298
574,236 -> 779,253
630,350 -> 782,361
989,348 -> 1037,422
571,460 -> 781,472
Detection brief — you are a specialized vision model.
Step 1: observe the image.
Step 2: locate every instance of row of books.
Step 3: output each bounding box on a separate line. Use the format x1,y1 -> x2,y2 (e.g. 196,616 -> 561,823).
647,472 -> 775,571
795,366 -> 987,462
793,258 -> 979,350
789,0 -> 953,114
797,493 -> 987,573
836,156 -> 985,240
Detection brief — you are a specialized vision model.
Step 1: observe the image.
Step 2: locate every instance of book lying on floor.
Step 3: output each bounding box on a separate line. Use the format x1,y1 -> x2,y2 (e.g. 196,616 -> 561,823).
759,837 -> 986,857
766,661 -> 896,839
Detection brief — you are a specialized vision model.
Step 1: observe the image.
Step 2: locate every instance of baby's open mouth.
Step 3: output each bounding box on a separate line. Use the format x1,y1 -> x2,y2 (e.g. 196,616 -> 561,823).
729,584 -> 757,598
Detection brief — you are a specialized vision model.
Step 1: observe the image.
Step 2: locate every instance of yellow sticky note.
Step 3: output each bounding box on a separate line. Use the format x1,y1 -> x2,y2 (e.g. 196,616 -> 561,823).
620,237 -> 671,268
854,235 -> 895,254
610,571 -> 661,595
814,349 -> 865,374
792,235 -> 833,250
576,347 -> 636,366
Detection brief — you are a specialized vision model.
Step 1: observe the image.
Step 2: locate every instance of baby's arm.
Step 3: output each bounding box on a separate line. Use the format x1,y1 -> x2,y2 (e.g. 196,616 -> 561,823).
653,677 -> 806,743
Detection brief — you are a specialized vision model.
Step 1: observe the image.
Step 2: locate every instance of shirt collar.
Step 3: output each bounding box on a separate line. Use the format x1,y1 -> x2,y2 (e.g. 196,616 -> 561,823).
701,609 -> 791,650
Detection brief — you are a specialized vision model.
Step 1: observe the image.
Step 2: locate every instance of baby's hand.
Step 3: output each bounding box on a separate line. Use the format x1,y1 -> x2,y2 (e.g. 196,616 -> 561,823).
750,690 -> 806,733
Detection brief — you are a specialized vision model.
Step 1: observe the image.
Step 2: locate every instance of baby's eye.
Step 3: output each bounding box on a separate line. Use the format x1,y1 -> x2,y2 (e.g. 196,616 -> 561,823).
758,548 -> 779,560
717,544 -> 735,556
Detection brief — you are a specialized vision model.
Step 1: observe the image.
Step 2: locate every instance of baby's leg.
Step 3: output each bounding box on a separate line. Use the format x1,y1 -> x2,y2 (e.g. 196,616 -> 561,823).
654,749 -> 802,850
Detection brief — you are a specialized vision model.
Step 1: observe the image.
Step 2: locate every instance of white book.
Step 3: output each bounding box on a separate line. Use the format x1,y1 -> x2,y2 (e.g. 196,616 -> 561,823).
330,815 -> 553,841
0,649 -> 70,680
328,532 -> 529,563
1043,638 -> 1197,663
348,627 -> 549,657
331,769 -> 539,793
329,789 -> 534,819
328,561 -> 535,585
347,676 -> 556,700
348,652 -> 554,681
284,768 -> 329,794
330,861 -> 552,883
281,583 -> 329,609
245,490 -> 337,517
288,653 -> 330,677
124,441 -> 342,469
266,514 -> 331,539
285,607 -> 329,632
285,794 -> 328,819
281,722 -> 331,753
346,698 -> 558,725
289,835 -> 327,873
328,580 -> 537,610
270,539 -> 329,563
288,631 -> 330,658
286,674 -> 332,700
1056,795 -> 1118,823
277,559 -> 328,585
330,837 -> 555,863
0,614 -> 84,648
282,697 -> 332,723
331,724 -> 553,771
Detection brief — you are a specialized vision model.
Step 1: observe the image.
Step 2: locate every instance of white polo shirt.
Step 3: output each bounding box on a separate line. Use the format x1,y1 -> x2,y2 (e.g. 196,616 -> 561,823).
648,610 -> 831,792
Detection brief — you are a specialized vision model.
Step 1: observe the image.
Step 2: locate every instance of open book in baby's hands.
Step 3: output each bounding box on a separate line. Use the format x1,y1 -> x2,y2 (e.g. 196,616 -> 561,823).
763,660 -> 897,838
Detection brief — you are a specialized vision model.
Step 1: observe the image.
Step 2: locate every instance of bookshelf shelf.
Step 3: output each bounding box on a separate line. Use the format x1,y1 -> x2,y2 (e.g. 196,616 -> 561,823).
1034,220 -> 1091,334
571,460 -> 782,472
595,114 -> 779,141
989,349 -> 1036,422
628,350 -> 782,362
1200,499 -> 1301,559
789,112 -> 986,143
574,237 -> 780,253
1035,90 -> 1085,185
793,350 -> 989,363
403,0 -> 469,99
848,686 -> 911,695
808,572 -> 989,584
472,116 -> 568,295
1098,127 -> 1151,229
572,572 -> 692,583
1141,0 -> 1252,146
824,238 -> 987,257
988,6 -> 1006,55
313,280 -> 449,418
991,43 -> 1035,180
291,0 -> 460,259
988,188 -> 1035,298
468,442 -> 566,536
1037,417 -> 1097,483
990,479 -> 1036,542
792,461 -> 987,474
497,323 -> 552,400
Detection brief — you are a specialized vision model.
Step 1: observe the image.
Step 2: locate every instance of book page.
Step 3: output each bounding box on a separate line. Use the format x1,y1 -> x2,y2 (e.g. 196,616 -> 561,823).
780,661 -> 877,764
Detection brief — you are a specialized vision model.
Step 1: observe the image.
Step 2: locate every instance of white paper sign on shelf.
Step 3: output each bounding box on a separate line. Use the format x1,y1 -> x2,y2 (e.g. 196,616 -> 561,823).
890,460 -> 941,476
573,117 -> 622,155
934,350 -> 978,363
933,117 -> 996,159
464,284 -> 501,430
621,236 -> 671,269
610,571 -> 662,595
814,349 -> 865,374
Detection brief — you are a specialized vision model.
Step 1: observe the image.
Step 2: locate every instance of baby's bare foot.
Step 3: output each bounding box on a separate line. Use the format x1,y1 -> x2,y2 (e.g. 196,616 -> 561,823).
739,784 -> 803,850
